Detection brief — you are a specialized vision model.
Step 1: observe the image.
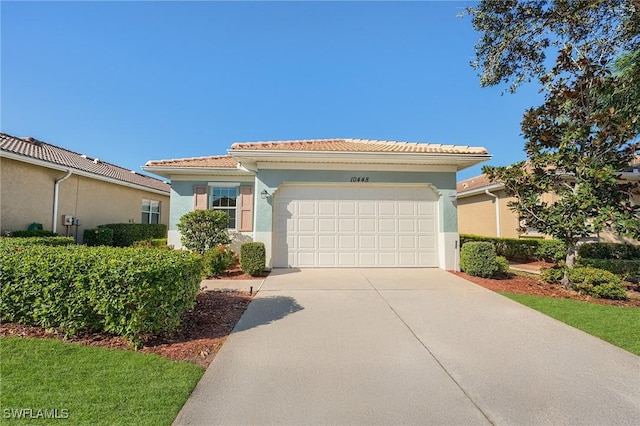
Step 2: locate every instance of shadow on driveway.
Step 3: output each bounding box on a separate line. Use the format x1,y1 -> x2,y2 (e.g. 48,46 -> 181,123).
233,295 -> 303,332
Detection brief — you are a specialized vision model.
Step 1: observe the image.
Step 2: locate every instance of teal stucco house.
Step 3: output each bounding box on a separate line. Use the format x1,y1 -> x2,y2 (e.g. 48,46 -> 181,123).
144,139 -> 490,270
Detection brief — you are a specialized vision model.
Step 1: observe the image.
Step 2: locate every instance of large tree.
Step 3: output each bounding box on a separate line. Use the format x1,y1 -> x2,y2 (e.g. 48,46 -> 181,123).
466,0 -> 640,272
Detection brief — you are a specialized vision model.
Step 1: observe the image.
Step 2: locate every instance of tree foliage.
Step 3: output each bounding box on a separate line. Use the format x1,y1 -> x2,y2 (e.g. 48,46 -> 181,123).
466,1 -> 640,270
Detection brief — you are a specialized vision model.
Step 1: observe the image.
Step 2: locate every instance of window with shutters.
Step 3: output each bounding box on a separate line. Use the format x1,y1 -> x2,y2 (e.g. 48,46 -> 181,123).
210,186 -> 238,229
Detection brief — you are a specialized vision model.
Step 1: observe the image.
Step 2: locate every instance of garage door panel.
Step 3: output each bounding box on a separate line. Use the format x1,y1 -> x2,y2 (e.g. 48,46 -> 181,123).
339,252 -> 356,266
378,218 -> 396,232
275,185 -> 438,267
379,235 -> 396,249
339,218 -> 356,232
399,235 -> 416,249
318,235 -> 336,249
318,252 -> 336,266
339,235 -> 356,249
318,201 -> 336,216
318,218 -> 335,232
378,202 -> 395,216
298,252 -> 316,267
398,218 -> 415,232
359,252 -> 376,266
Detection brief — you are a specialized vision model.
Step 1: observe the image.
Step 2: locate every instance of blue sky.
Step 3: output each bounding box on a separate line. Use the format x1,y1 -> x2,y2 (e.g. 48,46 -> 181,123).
1,1 -> 543,181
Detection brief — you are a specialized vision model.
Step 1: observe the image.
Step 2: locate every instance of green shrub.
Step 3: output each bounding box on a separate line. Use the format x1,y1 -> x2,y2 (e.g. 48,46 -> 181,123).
568,267 -> 627,300
133,238 -> 172,250
202,245 -> 236,277
460,242 -> 501,278
98,223 -> 167,247
240,242 -> 266,276
578,242 -> 640,260
460,234 -> 565,262
577,258 -> 640,282
83,228 -> 114,246
0,245 -> 202,347
495,256 -> 510,275
540,264 -> 567,284
177,210 -> 230,255
6,229 -> 58,237
0,237 -> 74,249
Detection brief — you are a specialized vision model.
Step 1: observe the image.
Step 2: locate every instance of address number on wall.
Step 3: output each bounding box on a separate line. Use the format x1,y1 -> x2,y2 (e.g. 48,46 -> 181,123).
350,177 -> 370,182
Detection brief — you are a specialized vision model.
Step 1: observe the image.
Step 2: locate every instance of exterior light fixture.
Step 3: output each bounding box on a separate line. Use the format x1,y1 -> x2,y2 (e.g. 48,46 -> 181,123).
261,189 -> 270,199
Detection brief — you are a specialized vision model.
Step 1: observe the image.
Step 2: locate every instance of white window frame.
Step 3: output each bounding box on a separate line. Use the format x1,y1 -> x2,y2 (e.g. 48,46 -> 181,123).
208,182 -> 240,230
142,199 -> 161,224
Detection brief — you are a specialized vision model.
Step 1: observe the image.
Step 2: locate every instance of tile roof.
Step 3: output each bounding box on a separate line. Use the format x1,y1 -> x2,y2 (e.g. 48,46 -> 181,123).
145,155 -> 237,168
230,138 -> 488,154
456,174 -> 501,192
0,133 -> 170,194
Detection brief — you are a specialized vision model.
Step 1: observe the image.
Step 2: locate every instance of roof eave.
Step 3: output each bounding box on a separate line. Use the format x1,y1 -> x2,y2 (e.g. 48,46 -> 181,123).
456,182 -> 505,198
142,165 -> 253,179
229,150 -> 492,171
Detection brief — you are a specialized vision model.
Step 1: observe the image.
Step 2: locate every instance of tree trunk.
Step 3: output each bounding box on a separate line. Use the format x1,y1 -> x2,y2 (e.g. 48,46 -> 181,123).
561,241 -> 578,288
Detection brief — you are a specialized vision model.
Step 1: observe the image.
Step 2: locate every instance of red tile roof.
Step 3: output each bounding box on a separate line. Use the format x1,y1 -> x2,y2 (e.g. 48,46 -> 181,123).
0,133 -> 170,194
145,155 -> 237,168
231,138 -> 488,154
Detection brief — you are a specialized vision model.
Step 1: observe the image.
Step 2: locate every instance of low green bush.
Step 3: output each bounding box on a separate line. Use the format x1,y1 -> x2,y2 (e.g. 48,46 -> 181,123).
133,238 -> 171,250
460,234 -> 565,262
6,229 -> 58,237
540,264 -> 567,284
0,237 -> 74,249
460,242 -> 502,278
577,258 -> 640,282
568,267 -> 627,300
83,228 -> 114,246
495,256 -> 510,275
98,223 -> 167,247
0,245 -> 202,347
203,245 -> 236,277
240,242 -> 266,276
578,242 -> 640,260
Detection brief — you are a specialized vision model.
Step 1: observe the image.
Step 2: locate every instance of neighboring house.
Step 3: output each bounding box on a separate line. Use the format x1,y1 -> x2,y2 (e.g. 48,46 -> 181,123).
144,139 -> 490,270
456,162 -> 640,243
0,132 -> 170,242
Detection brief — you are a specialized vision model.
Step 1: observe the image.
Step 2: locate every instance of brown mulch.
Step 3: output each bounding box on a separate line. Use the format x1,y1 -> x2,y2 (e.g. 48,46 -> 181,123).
452,271 -> 640,308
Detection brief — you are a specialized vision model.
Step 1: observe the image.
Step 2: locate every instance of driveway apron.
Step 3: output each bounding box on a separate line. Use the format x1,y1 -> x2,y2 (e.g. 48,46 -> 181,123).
174,268 -> 640,426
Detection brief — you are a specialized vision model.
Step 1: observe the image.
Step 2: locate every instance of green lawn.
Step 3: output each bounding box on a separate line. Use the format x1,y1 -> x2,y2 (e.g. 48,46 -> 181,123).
500,292 -> 640,356
0,337 -> 203,425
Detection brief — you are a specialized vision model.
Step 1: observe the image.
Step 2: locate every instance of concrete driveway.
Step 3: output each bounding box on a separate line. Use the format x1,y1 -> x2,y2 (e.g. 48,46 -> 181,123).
174,268 -> 640,425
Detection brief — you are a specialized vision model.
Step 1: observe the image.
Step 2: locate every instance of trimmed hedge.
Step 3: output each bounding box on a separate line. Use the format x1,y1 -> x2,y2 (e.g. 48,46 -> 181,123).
460,234 -> 565,262
83,228 -> 114,246
0,245 -> 202,347
0,237 -> 75,249
6,229 -> 58,237
460,241 -> 505,278
240,242 -> 266,276
578,242 -> 640,260
98,223 -> 167,247
577,258 -> 640,282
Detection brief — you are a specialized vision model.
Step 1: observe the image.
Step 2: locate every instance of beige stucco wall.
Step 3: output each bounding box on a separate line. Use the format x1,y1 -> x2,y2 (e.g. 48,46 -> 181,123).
457,189 -> 521,239
1,158 -> 169,242
458,188 -> 638,244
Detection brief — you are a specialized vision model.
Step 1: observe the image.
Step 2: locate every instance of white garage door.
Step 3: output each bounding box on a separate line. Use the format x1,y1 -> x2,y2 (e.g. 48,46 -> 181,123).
274,185 -> 438,267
